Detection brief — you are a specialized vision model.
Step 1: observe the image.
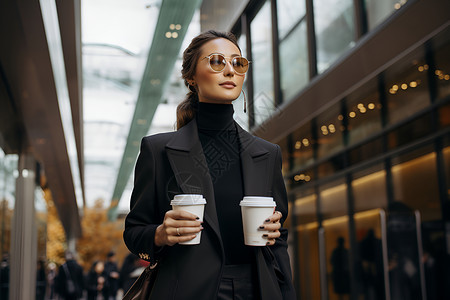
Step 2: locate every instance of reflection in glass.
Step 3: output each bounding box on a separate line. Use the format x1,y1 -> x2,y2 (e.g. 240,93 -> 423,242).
291,122 -> 314,170
385,56 -> 430,125
250,1 -> 275,126
434,40 -> 450,100
295,188 -> 317,225
352,165 -> 388,213
316,102 -> 344,159
364,0 -> 409,30
346,81 -> 382,145
387,113 -> 433,150
349,137 -> 383,166
323,216 -> 350,300
279,21 -> 309,102
277,0 -> 306,38
313,0 -> 355,73
355,209 -> 385,300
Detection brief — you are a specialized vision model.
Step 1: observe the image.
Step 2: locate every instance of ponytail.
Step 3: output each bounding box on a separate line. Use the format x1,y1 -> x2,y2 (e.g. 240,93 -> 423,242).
176,90 -> 198,129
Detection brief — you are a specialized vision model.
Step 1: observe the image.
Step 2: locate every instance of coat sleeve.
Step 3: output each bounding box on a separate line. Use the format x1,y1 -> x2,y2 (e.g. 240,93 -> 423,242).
123,137 -> 165,264
271,144 -> 297,299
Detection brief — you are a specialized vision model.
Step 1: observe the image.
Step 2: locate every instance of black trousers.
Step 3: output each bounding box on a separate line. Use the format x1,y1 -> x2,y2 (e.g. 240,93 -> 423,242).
217,264 -> 258,300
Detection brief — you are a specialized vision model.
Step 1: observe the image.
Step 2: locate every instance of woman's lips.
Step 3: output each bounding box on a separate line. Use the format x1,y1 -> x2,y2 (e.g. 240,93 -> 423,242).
219,81 -> 236,88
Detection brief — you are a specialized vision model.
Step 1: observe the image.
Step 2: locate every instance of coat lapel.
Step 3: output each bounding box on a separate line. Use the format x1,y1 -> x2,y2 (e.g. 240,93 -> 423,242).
165,120 -> 223,250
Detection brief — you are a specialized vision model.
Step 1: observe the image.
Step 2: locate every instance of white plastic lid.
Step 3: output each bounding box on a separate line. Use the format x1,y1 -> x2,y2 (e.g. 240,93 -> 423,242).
239,196 -> 276,207
170,194 -> 206,205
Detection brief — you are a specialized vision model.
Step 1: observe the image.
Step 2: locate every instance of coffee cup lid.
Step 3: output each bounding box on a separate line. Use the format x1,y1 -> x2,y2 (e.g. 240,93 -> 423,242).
239,196 -> 276,207
170,194 -> 206,205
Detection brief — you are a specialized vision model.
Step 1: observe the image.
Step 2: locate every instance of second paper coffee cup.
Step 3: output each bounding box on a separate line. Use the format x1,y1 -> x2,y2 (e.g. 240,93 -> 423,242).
170,194 -> 206,245
240,196 -> 276,246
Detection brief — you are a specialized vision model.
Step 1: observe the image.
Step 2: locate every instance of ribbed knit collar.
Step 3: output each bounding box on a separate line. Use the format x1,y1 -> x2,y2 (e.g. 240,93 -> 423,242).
196,102 -> 235,131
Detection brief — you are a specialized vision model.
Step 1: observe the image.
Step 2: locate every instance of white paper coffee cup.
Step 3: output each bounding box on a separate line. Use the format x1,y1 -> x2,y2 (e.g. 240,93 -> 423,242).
240,196 -> 276,246
170,194 -> 206,245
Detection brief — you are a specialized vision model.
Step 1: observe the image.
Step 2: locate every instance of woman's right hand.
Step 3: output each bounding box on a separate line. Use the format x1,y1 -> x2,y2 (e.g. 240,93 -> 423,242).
154,210 -> 203,246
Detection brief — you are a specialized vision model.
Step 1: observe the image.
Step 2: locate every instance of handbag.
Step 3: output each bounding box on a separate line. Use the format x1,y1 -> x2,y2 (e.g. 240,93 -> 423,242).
122,262 -> 158,300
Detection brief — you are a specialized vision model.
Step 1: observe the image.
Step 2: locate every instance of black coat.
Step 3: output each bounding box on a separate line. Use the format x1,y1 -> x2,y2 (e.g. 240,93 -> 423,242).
124,119 -> 296,299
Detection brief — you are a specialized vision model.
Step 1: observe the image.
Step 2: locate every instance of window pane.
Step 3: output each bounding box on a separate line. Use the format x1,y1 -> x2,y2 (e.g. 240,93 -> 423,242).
277,0 -> 306,38
320,179 -> 347,220
233,34 -> 249,131
298,223 -> 321,299
295,188 -> 317,225
291,122 -> 314,170
364,0 -> 409,30
385,53 -> 430,125
352,164 -> 387,212
387,113 -> 433,150
279,21 -> 309,102
251,1 -> 275,127
391,146 -> 441,222
346,81 -> 382,145
316,103 -> 344,159
443,137 -> 450,200
313,0 -> 355,73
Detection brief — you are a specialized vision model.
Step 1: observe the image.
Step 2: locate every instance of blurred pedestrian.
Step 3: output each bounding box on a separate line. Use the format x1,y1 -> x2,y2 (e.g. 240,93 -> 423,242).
86,260 -> 107,300
47,262 -> 57,300
104,251 -> 119,299
36,259 -> 46,300
0,253 -> 9,300
118,253 -> 141,294
55,251 -> 84,300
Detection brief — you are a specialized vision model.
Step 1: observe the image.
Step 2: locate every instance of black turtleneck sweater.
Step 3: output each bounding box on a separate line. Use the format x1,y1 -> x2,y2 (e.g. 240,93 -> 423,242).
196,102 -> 252,265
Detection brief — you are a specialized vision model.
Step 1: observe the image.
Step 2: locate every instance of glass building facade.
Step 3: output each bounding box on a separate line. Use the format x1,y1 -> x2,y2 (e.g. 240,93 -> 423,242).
229,0 -> 450,299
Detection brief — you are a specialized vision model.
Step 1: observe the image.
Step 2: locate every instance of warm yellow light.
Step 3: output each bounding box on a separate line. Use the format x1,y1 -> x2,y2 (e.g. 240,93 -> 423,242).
360,107 -> 367,113
418,66 -> 424,72
409,81 -> 418,88
338,114 -> 344,121
302,138 -> 309,146
305,175 -> 311,182
445,75 -> 450,80
349,111 -> 356,118
295,141 -> 301,149
368,103 -> 375,109
401,83 -> 408,90
357,103 -> 364,109
435,70 -> 442,76
392,84 -> 399,91
321,125 -> 327,131
424,64 -> 429,70
328,124 -> 336,132
294,175 -> 301,181
322,130 -> 328,135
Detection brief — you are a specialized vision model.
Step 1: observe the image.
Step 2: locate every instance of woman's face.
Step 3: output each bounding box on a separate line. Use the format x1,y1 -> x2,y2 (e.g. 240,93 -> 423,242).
192,38 -> 245,104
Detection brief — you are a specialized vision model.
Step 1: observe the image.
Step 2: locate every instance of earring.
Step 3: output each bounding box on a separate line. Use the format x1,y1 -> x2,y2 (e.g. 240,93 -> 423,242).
242,89 -> 247,113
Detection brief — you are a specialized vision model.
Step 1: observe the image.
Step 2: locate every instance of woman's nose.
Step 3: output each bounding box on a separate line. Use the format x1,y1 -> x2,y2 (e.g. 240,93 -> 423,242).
222,60 -> 235,76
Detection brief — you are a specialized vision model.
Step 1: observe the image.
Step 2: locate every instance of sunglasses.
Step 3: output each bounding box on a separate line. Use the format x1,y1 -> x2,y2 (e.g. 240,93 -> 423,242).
202,53 -> 250,75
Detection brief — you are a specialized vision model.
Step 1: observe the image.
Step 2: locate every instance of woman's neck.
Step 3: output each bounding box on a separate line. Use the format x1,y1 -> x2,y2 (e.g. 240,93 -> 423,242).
196,101 -> 235,131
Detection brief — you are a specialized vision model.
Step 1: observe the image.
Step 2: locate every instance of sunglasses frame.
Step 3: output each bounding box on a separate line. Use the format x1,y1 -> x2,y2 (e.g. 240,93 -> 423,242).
202,53 -> 250,75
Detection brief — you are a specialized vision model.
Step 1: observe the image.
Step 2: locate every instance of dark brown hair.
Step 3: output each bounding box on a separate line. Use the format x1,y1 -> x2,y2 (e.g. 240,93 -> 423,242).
176,30 -> 241,129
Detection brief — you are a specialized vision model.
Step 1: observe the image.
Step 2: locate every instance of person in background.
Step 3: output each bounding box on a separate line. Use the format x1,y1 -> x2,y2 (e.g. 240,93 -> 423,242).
86,260 -> 107,300
55,251 -> 84,300
36,259 -> 46,300
0,253 -> 9,300
123,30 -> 295,299
104,251 -> 119,299
118,253 -> 141,294
47,262 -> 57,300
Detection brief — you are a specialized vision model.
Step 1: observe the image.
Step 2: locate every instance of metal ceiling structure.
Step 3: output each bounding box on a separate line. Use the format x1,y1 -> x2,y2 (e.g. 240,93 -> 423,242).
108,0 -> 202,219
0,0 -> 83,239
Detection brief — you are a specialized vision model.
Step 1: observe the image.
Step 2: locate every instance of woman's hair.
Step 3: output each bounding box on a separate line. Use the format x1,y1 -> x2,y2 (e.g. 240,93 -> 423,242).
176,30 -> 241,129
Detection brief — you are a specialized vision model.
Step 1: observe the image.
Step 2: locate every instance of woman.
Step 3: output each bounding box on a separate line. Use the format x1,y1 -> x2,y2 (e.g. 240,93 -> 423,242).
124,30 -> 295,299
86,261 -> 107,300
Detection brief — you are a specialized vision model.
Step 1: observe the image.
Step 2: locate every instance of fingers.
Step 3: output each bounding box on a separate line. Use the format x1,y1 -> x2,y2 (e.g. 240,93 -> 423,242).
260,211 -> 282,246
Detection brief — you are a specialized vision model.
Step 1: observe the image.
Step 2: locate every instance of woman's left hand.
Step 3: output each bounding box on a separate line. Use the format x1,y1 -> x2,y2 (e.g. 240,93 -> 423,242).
260,211 -> 282,246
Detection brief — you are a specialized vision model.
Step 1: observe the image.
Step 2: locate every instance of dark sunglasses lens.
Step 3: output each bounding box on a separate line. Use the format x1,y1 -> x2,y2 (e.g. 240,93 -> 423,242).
232,57 -> 249,74
209,54 -> 226,71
